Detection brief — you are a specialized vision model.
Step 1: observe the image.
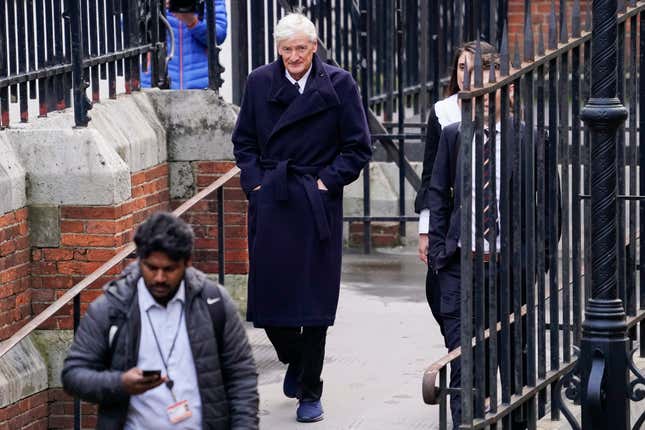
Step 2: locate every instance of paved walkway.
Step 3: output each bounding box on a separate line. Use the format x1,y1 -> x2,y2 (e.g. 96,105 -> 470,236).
246,247 -> 447,429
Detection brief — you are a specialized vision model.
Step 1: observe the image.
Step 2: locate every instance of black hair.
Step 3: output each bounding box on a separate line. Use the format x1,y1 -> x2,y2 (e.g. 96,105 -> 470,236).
447,40 -> 499,96
134,212 -> 194,262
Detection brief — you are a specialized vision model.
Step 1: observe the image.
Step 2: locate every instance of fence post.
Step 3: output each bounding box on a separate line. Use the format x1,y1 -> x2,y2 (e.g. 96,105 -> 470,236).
579,0 -> 629,428
231,0 -> 248,105
67,0 -> 91,127
205,0 -> 224,91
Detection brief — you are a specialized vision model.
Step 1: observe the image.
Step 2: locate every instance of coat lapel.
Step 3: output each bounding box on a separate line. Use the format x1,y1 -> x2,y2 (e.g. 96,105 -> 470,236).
267,54 -> 341,141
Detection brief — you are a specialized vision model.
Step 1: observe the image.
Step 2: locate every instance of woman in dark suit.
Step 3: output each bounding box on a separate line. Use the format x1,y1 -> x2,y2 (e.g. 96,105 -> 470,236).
416,41 -> 498,330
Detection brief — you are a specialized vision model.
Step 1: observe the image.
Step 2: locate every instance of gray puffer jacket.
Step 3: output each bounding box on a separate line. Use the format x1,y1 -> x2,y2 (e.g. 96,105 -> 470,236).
62,263 -> 259,429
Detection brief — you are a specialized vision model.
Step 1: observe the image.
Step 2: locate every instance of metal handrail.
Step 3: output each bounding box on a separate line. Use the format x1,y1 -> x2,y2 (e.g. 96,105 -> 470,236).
0,166 -> 240,359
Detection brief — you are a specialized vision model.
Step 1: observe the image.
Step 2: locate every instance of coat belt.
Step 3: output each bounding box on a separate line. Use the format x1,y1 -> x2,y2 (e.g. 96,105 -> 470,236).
260,158 -> 331,241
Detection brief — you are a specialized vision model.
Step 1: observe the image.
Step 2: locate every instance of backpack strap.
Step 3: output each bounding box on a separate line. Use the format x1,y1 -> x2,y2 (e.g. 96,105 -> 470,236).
202,282 -> 226,353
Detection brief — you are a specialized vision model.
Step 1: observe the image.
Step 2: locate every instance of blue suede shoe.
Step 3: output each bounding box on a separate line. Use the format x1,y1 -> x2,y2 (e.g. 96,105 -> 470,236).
296,400 -> 324,423
283,362 -> 301,399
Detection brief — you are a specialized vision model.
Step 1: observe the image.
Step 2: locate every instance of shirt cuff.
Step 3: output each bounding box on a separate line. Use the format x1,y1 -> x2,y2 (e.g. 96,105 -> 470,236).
418,209 -> 430,234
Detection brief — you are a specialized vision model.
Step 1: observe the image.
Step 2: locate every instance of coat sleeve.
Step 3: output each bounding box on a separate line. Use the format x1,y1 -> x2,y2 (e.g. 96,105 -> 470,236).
414,108 -> 442,213
318,74 -> 372,195
427,126 -> 455,267
232,74 -> 264,195
218,287 -> 259,429
61,298 -> 129,406
187,0 -> 228,46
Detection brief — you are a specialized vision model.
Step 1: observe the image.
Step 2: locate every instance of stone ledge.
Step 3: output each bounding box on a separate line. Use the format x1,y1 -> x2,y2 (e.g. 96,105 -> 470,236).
0,336 -> 48,408
0,134 -> 26,215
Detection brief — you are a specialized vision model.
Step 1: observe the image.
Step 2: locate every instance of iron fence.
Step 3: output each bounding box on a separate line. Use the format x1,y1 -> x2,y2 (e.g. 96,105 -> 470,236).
422,0 -> 645,428
0,0 -> 225,128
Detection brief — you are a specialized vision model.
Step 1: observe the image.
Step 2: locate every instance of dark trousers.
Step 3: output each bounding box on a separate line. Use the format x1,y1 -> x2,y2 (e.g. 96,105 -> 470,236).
265,326 -> 328,401
434,249 -> 528,430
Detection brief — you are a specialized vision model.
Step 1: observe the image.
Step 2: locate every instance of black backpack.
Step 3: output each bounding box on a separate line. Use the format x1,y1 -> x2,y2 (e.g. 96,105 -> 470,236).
202,282 -> 226,352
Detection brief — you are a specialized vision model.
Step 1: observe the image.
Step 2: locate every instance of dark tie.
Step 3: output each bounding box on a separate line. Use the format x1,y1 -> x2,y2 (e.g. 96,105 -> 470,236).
482,130 -> 498,242
293,82 -> 300,93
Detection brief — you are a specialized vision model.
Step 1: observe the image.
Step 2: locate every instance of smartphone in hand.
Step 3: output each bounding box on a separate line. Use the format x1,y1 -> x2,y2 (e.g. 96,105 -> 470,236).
142,370 -> 161,379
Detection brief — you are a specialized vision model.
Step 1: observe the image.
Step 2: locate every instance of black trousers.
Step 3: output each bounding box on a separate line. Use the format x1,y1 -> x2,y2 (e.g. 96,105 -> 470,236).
434,249 -> 528,430
265,326 -> 328,401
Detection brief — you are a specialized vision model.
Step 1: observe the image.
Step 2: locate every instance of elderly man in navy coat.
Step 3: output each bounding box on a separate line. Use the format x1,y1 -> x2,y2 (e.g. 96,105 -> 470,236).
232,12 -> 371,423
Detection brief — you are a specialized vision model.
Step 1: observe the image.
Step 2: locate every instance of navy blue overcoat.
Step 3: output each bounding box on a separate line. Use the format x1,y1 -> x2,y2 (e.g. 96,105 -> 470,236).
232,54 -> 371,327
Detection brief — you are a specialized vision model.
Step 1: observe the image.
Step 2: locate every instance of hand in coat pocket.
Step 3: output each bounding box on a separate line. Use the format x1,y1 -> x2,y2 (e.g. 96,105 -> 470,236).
317,179 -> 328,191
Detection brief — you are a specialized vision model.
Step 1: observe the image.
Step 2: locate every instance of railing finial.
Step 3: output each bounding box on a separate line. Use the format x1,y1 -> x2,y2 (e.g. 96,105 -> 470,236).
500,20 -> 509,76
572,0 -> 581,38
548,0 -> 557,50
585,0 -> 592,32
537,23 -> 545,56
463,57 -> 471,91
524,0 -> 534,61
474,37 -> 483,88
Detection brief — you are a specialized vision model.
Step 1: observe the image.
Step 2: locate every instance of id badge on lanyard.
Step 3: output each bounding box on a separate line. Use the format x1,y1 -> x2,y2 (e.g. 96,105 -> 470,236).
146,305 -> 193,425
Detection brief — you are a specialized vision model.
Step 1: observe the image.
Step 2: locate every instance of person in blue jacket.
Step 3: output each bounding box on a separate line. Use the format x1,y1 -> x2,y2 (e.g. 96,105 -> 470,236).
142,0 -> 227,89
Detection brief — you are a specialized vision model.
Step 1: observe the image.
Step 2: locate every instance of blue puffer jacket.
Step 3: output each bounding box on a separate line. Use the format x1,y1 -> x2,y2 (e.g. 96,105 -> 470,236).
142,0 -> 227,89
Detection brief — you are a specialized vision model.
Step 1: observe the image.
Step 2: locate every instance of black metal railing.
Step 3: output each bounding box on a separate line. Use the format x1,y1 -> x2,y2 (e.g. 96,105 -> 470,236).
0,0 -> 224,128
422,1 -> 645,428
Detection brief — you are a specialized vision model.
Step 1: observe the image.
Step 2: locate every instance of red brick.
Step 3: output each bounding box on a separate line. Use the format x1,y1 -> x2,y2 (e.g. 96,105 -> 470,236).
0,241 -> 16,257
57,261 -> 103,276
131,171 -> 147,186
144,163 -> 169,182
196,161 -> 237,174
31,289 -> 54,302
43,249 -> 74,261
82,249 -> 117,262
224,238 -> 248,250
60,220 -> 84,233
0,212 -> 17,229
61,206 -> 116,220
61,234 -> 115,247
40,277 -> 74,289
85,220 -> 117,234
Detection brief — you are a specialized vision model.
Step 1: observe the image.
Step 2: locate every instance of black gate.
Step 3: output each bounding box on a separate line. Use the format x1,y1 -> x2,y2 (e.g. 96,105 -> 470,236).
422,1 -> 645,428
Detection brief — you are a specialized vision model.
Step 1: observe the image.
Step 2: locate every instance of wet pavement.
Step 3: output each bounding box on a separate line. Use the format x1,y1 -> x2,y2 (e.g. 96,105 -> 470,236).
246,246 -> 448,429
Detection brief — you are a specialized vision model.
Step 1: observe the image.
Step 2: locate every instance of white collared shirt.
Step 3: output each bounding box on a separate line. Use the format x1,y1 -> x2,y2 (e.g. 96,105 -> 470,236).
285,64 -> 312,94
464,124 -> 502,252
124,279 -> 202,430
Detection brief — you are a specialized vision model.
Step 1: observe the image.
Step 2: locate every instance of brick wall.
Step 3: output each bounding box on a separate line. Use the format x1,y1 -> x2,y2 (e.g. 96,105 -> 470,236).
508,0 -> 591,56
0,208 -> 30,341
172,161 -> 249,276
46,389 -> 96,430
0,392 -> 48,430
31,163 -> 170,330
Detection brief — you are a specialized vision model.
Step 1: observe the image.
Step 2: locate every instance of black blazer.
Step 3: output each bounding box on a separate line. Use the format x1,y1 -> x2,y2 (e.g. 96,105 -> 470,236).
414,106 -> 443,213
427,121 -> 561,272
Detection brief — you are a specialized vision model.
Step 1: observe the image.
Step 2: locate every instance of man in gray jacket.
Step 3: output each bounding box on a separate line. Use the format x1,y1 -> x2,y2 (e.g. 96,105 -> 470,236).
62,212 -> 259,430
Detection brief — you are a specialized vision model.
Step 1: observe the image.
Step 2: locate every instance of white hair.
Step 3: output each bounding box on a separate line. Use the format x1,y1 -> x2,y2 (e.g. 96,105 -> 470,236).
274,13 -> 318,44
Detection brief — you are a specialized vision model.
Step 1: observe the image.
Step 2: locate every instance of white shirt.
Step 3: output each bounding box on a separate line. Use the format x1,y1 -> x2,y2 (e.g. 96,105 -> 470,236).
464,124 -> 502,252
285,64 -> 312,94
124,279 -> 202,430
419,94 -> 461,234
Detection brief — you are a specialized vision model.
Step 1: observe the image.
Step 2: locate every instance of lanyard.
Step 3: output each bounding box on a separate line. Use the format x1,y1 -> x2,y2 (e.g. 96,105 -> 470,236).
146,304 -> 185,401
